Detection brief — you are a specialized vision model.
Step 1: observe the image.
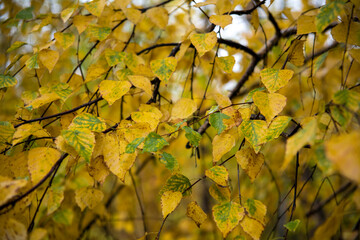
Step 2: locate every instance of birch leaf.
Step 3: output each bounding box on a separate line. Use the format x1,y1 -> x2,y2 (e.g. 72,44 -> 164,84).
209,15 -> 233,29
145,7 -> 169,30
161,191 -> 182,217
205,166 -> 229,186
150,57 -> 177,83
171,98 -> 197,120
75,187 -> 104,211
236,147 -> 265,182
213,201 -> 244,238
99,80 -> 132,105
253,91 -> 287,123
190,32 -> 217,57
186,201 -> 207,227
212,133 -> 235,162
260,68 -> 294,93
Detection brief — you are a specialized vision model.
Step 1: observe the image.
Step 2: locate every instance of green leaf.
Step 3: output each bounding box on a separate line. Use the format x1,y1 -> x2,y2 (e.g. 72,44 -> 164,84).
316,0 -> 345,32
160,152 -> 179,171
182,126 -> 202,147
0,74 -> 17,89
209,112 -> 230,135
284,219 -> 301,232
209,184 -> 231,202
142,132 -> 169,153
70,113 -> 107,132
333,89 -> 360,112
125,137 -> 144,153
260,68 -> 294,93
16,7 -> 33,20
212,201 -> 245,238
266,116 -> 292,141
52,209 -> 74,225
25,53 -> 39,69
240,120 -> 267,153
160,173 -> 192,196
217,56 -> 235,73
245,198 -> 257,215
62,128 -> 95,163
105,49 -> 127,67
86,25 -> 111,41
7,41 -> 26,53
50,83 -> 72,101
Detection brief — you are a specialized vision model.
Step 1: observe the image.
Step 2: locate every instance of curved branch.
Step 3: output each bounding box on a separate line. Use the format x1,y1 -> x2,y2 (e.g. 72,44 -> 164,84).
218,38 -> 259,59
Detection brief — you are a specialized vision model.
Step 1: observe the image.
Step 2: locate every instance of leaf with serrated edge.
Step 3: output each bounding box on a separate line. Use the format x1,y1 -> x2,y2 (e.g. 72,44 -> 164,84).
69,113 -> 107,132
315,0 -> 345,33
209,184 -> 231,202
239,120 -> 267,153
0,74 -> 17,89
171,98 -> 197,120
240,215 -> 264,240
210,112 -> 231,134
212,133 -> 235,162
182,126 -> 202,147
213,201 -> 244,238
209,15 -> 232,29
54,32 -> 75,49
236,147 -> 264,182
205,166 -> 229,186
99,80 -> 131,105
161,191 -> 182,217
160,152 -> 179,171
142,132 -> 169,153
128,75 -> 152,96
253,91 -> 287,123
260,68 -> 293,93
190,31 -> 217,57
145,7 -> 168,29
62,128 -> 95,163
150,57 -> 177,83
244,198 -> 267,225
160,174 -> 191,196
266,116 -> 291,142
75,187 -> 104,211
186,201 -> 207,227
84,0 -> 105,17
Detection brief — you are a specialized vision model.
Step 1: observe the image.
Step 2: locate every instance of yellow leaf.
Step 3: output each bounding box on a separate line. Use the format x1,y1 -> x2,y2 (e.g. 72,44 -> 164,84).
240,215 -> 264,240
99,80 -> 132,105
150,57 -> 177,83
325,131 -> 360,184
28,92 -> 60,109
212,133 -> 235,162
75,187 -> 104,211
205,166 -> 229,186
0,218 -> 27,240
161,191 -> 182,217
297,15 -> 316,35
186,201 -> 207,227
84,0 -> 105,17
260,68 -> 294,93
103,132 -> 137,182
213,92 -> 232,108
131,111 -> 160,131
288,39 -> 305,67
350,48 -> 360,64
250,9 -> 259,31
253,92 -> 287,123
47,187 -> 64,215
311,201 -> 347,240
217,55 -> 235,73
216,0 -> 232,15
61,5 -> 76,23
145,7 -> 169,30
54,32 -> 75,49
190,31 -> 217,57
38,49 -> 59,73
209,15 -> 233,29
123,8 -> 142,24
331,20 -> 360,46
235,147 -> 265,182
244,198 -> 267,225
73,15 -> 94,34
283,118 -> 317,170
88,156 -> 110,184
12,123 -> 50,145
0,176 -> 27,205
28,147 -> 61,184
127,75 -> 152,96
29,228 -> 47,240
171,98 -> 197,120
194,0 -> 217,7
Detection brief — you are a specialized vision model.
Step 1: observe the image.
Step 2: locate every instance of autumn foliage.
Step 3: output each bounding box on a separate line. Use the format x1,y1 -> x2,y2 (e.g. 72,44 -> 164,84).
1,0 -> 360,239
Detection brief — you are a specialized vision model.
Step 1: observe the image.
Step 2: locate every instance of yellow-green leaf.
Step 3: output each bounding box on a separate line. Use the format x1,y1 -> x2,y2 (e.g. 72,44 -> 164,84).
212,133 -> 235,162
39,49 -> 59,73
84,0 -> 106,17
75,187 -> 104,211
333,89 -> 360,112
171,98 -> 197,120
69,113 -> 106,132
190,31 -> 217,57
86,25 -> 111,41
260,68 -> 294,93
283,118 -> 317,169
209,15 -> 233,29
104,49 -> 126,67
127,75 -> 152,96
209,184 -> 231,202
205,166 -> 229,186
47,187 -> 65,214
253,91 -> 287,123
7,41 -> 26,53
186,201 -> 207,227
244,198 -> 267,225
28,147 -> 61,184
217,55 -> 235,73
54,32 -> 75,49
0,74 -> 17,89
26,53 -> 39,69
315,0 -> 345,33
62,128 -> 95,163
160,174 -> 192,196
236,147 -> 265,182
99,80 -> 132,105
239,120 -> 267,153
325,131 -> 360,184
213,201 -> 245,238
150,57 -> 177,83
61,5 -> 76,23
266,116 -> 291,141
145,7 -> 169,30
161,191 -> 182,217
